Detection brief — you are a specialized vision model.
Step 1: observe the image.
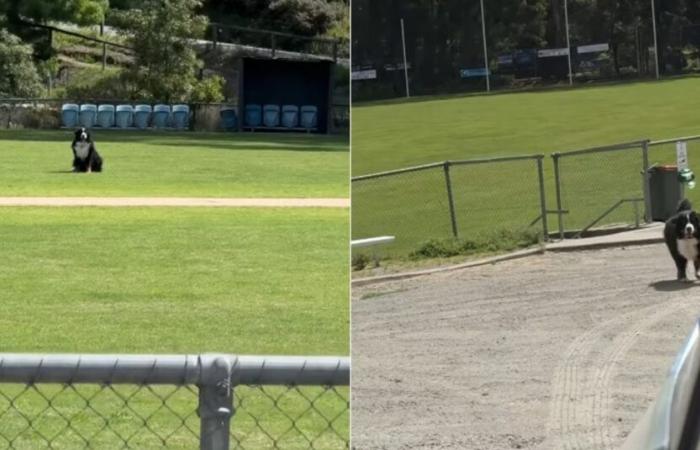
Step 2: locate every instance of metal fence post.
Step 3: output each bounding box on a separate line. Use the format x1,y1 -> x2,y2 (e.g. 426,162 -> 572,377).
552,153 -> 565,240
443,161 -> 459,239
642,140 -> 652,223
199,355 -> 233,450
536,156 -> 549,241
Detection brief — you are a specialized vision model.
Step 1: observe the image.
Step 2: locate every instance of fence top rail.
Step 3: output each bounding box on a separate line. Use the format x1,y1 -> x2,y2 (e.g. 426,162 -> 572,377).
352,161 -> 447,181
649,135 -> 700,146
21,19 -> 133,51
0,354 -> 350,386
211,22 -> 344,46
450,154 -> 544,165
552,140 -> 647,158
352,154 -> 544,182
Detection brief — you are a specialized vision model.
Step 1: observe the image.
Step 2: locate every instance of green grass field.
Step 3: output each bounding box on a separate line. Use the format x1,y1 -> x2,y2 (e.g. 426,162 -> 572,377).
0,130 -> 348,198
353,77 -> 700,175
0,130 -> 349,447
0,207 -> 348,355
352,77 -> 700,259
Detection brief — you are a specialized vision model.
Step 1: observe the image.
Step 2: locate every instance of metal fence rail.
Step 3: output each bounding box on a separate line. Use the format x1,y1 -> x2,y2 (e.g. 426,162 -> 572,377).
351,155 -> 548,257
352,133 -> 700,263
0,354 -> 349,449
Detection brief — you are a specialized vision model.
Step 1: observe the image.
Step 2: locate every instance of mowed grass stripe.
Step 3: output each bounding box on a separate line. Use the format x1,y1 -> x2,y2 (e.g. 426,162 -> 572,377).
0,130 -> 348,198
0,207 -> 349,355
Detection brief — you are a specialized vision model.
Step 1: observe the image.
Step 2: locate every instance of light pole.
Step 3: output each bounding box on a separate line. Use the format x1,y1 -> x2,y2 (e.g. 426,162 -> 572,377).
400,18 -> 410,97
651,0 -> 660,79
479,0 -> 490,92
563,0 -> 573,85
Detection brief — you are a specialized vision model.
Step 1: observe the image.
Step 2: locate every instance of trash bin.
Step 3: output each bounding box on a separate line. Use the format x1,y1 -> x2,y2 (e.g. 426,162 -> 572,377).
647,164 -> 682,221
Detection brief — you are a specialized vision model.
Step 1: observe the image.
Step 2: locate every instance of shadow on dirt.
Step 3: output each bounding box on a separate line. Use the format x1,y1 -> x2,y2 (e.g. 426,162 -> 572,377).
649,279 -> 698,292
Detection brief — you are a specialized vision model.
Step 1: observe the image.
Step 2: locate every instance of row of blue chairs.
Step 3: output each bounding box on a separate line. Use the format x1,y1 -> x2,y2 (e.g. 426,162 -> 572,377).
61,104 -> 190,129
244,104 -> 318,130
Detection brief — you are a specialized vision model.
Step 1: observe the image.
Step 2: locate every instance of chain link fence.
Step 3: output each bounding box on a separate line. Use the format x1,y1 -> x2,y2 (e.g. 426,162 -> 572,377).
0,354 -> 349,449
351,156 -> 547,258
552,141 -> 648,238
353,133 -> 700,265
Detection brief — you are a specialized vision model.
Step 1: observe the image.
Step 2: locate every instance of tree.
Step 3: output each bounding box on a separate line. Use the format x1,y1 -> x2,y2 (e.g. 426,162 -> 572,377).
0,29 -> 43,97
0,0 -> 108,27
120,0 -> 208,102
200,0 -> 343,37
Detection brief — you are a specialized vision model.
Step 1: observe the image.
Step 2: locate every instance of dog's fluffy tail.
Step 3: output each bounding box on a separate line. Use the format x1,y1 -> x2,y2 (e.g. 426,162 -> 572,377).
678,198 -> 693,212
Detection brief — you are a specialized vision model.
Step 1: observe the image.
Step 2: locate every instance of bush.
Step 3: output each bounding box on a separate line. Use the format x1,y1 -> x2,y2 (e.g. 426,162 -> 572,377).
191,75 -> 225,103
0,29 -> 43,97
352,253 -> 371,271
21,107 -> 61,129
409,228 -> 541,260
58,68 -> 135,101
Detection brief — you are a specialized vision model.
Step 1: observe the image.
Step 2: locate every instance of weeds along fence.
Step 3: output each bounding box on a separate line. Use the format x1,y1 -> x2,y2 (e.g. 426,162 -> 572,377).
0,354 -> 349,449
351,155 -> 548,257
552,140 -> 649,239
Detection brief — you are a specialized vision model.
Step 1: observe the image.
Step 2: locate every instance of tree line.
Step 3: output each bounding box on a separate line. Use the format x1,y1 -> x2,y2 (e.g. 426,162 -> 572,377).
352,0 -> 700,97
0,0 -> 348,98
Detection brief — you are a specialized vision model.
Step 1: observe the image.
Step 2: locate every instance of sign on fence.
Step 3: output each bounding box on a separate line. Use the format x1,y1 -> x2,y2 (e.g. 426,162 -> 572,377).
352,69 -> 377,80
677,141 -> 689,170
459,68 -> 490,78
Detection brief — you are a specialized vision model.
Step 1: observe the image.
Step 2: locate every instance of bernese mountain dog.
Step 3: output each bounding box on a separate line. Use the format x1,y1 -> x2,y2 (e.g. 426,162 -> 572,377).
664,199 -> 700,281
71,127 -> 103,173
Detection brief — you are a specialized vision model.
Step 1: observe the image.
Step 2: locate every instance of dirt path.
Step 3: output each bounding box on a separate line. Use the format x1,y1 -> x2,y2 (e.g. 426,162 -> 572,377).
352,244 -> 699,450
0,197 -> 349,208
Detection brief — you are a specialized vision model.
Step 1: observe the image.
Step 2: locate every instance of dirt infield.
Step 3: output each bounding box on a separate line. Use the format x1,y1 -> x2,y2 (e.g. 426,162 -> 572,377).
0,197 -> 349,208
352,243 -> 700,450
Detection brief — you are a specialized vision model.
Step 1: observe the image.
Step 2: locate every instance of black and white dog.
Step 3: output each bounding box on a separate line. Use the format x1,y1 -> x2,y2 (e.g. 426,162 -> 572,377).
664,199 -> 700,280
71,127 -> 103,173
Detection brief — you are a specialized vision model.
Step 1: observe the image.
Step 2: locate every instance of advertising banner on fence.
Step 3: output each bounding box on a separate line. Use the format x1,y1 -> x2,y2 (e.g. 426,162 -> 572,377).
459,68 -> 490,78
352,69 -> 377,81
537,48 -> 570,58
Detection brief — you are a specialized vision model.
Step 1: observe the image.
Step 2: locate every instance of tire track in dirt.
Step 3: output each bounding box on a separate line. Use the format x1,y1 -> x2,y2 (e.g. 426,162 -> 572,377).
548,301 -> 685,450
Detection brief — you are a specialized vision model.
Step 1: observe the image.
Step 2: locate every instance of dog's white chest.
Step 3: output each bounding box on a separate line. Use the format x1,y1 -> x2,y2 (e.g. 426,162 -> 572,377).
678,238 -> 699,261
73,142 -> 90,159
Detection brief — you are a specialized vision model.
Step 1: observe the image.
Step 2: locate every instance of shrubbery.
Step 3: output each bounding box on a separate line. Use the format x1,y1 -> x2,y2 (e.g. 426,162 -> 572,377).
409,229 -> 541,260
0,29 -> 43,97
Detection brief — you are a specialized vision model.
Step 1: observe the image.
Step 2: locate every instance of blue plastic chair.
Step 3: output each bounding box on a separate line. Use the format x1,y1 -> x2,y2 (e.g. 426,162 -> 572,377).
96,105 -> 115,128
220,107 -> 238,131
171,104 -> 190,130
245,104 -> 262,128
115,105 -> 133,128
61,104 -> 79,128
300,105 -> 318,130
133,105 -> 152,129
263,105 -> 281,128
79,104 -> 97,128
152,104 -> 171,129
281,105 -> 299,128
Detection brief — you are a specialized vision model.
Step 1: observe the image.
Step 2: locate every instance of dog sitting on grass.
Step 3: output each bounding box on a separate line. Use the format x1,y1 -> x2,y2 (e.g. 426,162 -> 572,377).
71,127 -> 103,173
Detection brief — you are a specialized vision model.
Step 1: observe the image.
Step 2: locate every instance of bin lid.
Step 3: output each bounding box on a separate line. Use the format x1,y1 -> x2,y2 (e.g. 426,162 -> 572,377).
656,164 -> 678,172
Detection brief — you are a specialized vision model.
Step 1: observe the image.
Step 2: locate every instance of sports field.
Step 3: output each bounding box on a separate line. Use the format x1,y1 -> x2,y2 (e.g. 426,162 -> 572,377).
0,130 -> 348,198
353,77 -> 700,175
352,77 -> 700,259
0,129 -> 349,448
